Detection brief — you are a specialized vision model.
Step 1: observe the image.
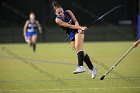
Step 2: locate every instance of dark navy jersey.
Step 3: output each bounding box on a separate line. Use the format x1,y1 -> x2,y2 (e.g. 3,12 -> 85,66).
27,20 -> 37,32
56,10 -> 78,41
56,11 -> 77,34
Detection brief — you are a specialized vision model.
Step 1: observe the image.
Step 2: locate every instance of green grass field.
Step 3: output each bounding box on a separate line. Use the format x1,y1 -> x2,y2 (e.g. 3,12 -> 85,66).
0,42 -> 140,93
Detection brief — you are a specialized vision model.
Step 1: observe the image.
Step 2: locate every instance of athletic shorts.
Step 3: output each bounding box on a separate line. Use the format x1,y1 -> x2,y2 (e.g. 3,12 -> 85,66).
26,31 -> 37,37
67,30 -> 85,41
25,31 -> 37,43
67,30 -> 78,41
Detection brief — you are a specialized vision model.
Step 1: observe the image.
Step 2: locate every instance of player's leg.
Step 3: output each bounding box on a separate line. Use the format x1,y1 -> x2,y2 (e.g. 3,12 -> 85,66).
83,53 -> 93,70
31,34 -> 37,52
71,41 -> 76,50
74,33 -> 97,78
71,38 -> 93,70
26,36 -> 32,47
73,41 -> 97,78
83,53 -> 97,79
26,32 -> 33,47
73,33 -> 85,74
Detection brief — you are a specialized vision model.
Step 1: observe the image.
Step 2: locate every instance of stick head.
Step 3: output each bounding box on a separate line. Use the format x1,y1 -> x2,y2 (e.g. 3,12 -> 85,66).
100,75 -> 105,80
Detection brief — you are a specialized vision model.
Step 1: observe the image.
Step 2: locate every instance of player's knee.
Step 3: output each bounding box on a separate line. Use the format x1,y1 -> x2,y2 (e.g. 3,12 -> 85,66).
75,45 -> 82,52
32,39 -> 37,43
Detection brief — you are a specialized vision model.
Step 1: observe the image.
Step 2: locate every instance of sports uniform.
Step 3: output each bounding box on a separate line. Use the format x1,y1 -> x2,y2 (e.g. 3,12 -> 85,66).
26,20 -> 37,37
56,11 -> 78,41
24,20 -> 38,52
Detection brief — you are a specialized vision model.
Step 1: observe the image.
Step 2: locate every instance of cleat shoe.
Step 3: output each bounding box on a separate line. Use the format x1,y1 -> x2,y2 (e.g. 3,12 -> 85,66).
73,66 -> 85,74
91,66 -> 98,79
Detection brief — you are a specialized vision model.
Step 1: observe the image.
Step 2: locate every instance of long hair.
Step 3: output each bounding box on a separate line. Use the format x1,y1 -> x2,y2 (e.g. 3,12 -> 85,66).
52,1 -> 61,12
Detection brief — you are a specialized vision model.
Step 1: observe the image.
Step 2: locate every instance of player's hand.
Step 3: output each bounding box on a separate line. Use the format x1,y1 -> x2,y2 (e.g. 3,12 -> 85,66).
81,26 -> 88,31
78,30 -> 84,34
133,42 -> 138,48
39,27 -> 43,34
39,30 -> 43,34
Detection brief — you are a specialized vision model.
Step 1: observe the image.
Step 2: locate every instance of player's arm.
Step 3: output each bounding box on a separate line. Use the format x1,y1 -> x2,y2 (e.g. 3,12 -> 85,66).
66,10 -> 87,33
36,20 -> 42,33
55,18 -> 86,30
23,20 -> 29,36
66,10 -> 79,26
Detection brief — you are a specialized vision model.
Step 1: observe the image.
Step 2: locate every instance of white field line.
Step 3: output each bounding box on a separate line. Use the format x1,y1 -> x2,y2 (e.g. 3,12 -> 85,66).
0,87 -> 140,92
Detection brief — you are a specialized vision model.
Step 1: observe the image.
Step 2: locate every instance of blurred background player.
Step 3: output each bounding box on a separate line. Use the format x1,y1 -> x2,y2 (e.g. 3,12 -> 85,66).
23,12 -> 42,52
133,39 -> 140,47
52,1 -> 97,79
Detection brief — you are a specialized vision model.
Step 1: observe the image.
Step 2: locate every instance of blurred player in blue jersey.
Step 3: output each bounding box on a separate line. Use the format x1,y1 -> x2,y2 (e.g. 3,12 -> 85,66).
52,1 -> 97,79
23,12 -> 42,52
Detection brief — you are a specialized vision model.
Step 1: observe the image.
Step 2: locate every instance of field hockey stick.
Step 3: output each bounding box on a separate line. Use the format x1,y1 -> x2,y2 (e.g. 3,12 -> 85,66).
100,46 -> 134,80
87,5 -> 122,28
72,3 -> 122,27
73,3 -> 135,40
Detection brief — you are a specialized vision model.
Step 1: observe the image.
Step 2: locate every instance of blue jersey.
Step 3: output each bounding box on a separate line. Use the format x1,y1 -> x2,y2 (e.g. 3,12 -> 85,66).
26,20 -> 37,37
27,20 -> 37,32
56,11 -> 78,41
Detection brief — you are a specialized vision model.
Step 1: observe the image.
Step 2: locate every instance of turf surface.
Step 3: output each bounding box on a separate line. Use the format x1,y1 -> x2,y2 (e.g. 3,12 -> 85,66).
0,42 -> 140,93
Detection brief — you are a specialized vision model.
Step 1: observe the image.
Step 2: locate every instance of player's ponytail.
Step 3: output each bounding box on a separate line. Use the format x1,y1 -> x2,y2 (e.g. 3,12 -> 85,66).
52,1 -> 61,12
